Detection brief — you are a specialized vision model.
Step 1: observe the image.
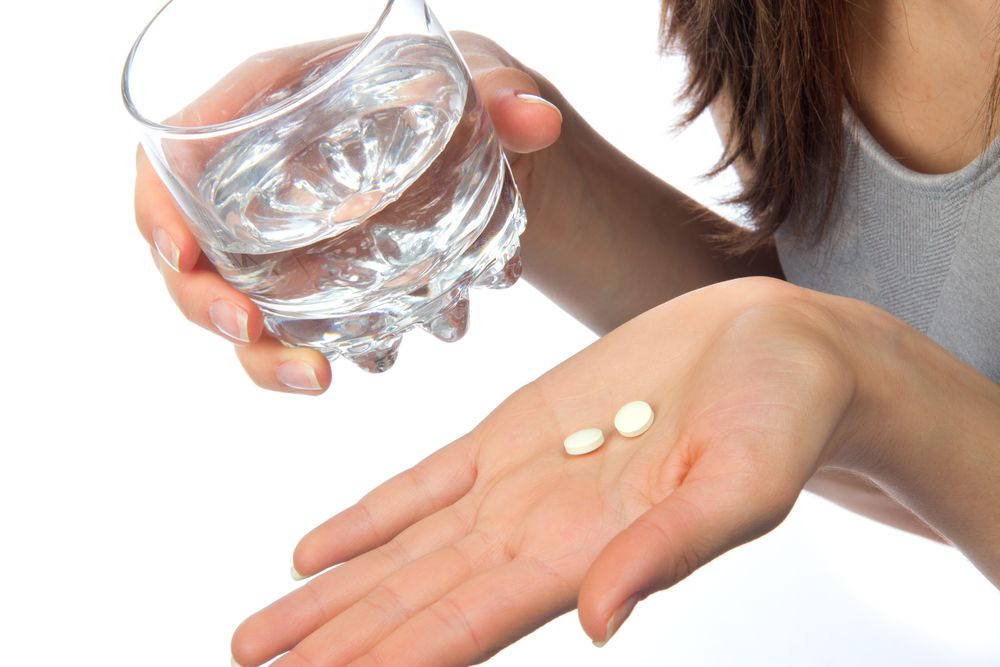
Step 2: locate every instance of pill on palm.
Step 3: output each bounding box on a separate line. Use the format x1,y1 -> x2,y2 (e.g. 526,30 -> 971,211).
614,400 -> 654,437
563,428 -> 605,455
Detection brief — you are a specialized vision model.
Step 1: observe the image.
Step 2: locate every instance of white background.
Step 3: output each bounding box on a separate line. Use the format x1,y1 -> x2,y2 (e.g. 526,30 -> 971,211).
1,1 -> 998,665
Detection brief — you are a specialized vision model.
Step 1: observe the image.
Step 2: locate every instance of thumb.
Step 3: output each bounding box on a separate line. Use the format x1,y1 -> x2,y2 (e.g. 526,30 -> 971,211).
449,32 -> 562,154
475,65 -> 562,155
577,460 -> 799,646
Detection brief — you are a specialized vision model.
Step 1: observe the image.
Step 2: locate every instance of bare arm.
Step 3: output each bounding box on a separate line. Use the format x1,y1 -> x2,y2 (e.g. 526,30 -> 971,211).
846,305 -> 1000,582
805,468 -> 945,542
518,72 -> 783,335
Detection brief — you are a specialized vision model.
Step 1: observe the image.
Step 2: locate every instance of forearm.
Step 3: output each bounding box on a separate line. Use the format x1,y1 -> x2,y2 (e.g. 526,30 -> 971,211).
832,298 -> 1000,585
805,468 -> 945,543
518,73 -> 783,335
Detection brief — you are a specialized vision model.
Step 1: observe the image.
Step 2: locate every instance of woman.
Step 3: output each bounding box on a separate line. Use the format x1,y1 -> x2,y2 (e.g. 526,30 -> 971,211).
134,1 -> 1000,665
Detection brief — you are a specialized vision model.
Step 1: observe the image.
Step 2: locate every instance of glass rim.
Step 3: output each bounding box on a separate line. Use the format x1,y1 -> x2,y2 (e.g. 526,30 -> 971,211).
121,0 -> 397,137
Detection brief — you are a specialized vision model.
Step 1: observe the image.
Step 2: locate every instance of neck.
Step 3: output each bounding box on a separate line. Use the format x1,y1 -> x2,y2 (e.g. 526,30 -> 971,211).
845,0 -> 1000,173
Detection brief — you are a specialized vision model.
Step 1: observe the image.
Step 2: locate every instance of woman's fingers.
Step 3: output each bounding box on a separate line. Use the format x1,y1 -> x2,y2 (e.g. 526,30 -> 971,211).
136,32 -> 559,396
271,529 -> 502,667
576,447 -> 799,646
233,434 -> 480,666
135,148 -> 200,272
474,66 -> 562,155
150,245 -> 330,393
345,555 -> 575,667
232,503 -> 477,667
233,335 -> 331,394
453,32 -> 562,155
150,250 -> 262,346
292,435 -> 480,576
139,147 -> 264,348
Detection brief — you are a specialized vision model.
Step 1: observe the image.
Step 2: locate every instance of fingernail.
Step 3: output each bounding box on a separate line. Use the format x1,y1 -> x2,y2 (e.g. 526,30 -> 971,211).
277,360 -> 322,391
209,300 -> 250,344
152,227 -> 181,272
290,565 -> 306,581
514,91 -> 562,119
593,593 -> 640,647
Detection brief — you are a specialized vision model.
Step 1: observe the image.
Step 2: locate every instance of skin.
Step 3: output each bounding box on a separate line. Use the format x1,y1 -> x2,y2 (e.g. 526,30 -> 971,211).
845,0 -> 1000,174
132,6 -> 1000,666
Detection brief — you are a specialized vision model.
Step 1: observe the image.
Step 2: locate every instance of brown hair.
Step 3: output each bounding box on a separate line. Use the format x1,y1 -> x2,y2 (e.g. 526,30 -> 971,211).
660,0 -> 1000,252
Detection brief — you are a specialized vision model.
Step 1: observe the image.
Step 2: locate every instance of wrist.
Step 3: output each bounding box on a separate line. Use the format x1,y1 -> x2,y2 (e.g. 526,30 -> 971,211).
817,296 -> 916,471
824,294 -> 1000,583
516,68 -> 592,248
834,299 -> 990,478
512,68 -> 643,330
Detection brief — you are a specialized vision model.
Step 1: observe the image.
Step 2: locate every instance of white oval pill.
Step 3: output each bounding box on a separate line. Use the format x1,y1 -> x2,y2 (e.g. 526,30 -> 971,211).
563,428 -> 605,456
614,401 -> 654,438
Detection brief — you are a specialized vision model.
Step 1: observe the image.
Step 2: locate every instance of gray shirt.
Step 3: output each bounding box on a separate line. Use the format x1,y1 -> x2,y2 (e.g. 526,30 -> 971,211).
775,107 -> 1000,383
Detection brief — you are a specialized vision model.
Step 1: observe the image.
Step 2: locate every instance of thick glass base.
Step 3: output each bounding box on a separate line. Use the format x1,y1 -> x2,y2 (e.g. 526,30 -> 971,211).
262,167 -> 526,373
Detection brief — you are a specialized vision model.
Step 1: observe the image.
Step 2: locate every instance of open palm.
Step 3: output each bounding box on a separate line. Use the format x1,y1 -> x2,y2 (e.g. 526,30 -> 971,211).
231,278 -> 857,667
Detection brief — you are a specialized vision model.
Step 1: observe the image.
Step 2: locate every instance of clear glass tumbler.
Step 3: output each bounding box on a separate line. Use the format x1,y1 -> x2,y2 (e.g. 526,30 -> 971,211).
123,0 -> 525,372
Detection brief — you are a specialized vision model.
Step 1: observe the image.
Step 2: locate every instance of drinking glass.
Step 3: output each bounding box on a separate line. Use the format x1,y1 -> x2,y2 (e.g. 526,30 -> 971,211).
123,0 -> 526,372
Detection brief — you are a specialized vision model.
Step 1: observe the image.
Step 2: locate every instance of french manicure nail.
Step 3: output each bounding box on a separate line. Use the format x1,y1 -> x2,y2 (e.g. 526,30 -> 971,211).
514,91 -> 562,119
290,565 -> 306,581
277,360 -> 322,391
593,593 -> 640,648
209,300 -> 250,344
152,227 -> 181,272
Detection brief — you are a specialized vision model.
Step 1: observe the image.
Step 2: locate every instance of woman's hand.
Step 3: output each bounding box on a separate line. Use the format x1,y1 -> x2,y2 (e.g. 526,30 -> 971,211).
133,34 -> 562,394
229,277 -> 868,667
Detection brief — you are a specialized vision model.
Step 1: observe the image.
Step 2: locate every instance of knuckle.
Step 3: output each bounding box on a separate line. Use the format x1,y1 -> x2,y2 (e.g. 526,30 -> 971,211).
173,275 -> 200,323
475,65 -> 532,93
364,584 -> 411,622
450,29 -> 478,43
249,369 -> 273,391
301,578 -> 335,619
403,464 -> 438,512
461,524 -> 506,569
452,31 -> 496,52
378,536 -> 412,569
355,498 -> 387,545
133,190 -> 149,236
639,499 -> 707,583
446,502 -> 477,540
134,208 -> 147,236
286,644 -> 325,667
429,597 -> 482,655
362,650 -> 389,667
232,346 -> 269,389
454,32 -> 514,69
444,540 -> 478,578
464,53 -> 493,73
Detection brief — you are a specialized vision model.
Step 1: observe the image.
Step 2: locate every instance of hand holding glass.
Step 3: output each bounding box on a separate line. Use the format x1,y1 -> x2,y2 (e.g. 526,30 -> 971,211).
123,0 -> 526,372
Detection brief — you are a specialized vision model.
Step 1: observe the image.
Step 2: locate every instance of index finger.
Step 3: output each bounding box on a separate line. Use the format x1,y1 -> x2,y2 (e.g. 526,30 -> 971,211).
135,147 -> 200,272
292,435 -> 480,578
345,556 -> 575,667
